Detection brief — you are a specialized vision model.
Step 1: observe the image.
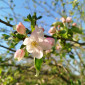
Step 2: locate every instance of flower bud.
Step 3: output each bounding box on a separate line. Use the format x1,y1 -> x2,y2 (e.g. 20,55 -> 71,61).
14,49 -> 25,61
48,26 -> 56,35
58,25 -> 60,28
72,23 -> 76,26
60,17 -> 66,23
66,17 -> 72,23
16,22 -> 26,35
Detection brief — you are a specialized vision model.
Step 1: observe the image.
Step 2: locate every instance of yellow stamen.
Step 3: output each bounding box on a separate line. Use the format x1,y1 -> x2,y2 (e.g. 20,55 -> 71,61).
31,41 -> 37,47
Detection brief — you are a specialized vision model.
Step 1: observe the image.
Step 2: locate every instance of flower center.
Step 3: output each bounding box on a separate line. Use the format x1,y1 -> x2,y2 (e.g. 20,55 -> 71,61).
31,41 -> 38,47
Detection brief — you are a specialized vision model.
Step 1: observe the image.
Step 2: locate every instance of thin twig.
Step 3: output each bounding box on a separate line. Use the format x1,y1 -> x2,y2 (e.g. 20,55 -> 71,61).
0,44 -> 16,52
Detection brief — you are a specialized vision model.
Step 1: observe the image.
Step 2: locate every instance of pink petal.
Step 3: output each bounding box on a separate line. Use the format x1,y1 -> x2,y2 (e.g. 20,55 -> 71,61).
16,22 -> 26,35
14,49 -> 25,61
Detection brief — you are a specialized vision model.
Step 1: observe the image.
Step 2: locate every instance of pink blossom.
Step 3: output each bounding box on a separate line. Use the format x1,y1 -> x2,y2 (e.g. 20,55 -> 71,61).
14,49 -> 25,61
16,22 -> 26,35
72,23 -> 77,26
45,38 -> 55,46
66,17 -> 72,23
48,26 -> 56,35
60,17 -> 66,23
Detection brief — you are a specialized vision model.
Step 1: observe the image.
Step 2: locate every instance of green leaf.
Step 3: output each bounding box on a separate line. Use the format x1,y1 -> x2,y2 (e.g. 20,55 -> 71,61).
2,34 -> 10,40
59,30 -> 68,38
59,30 -> 66,34
35,58 -> 43,71
9,18 -> 13,21
26,28 -> 31,34
14,33 -> 25,40
24,49 -> 29,57
37,16 -> 42,19
31,24 -> 35,32
34,57 -> 43,76
71,26 -> 82,34
51,22 -> 64,27
27,14 -> 32,21
20,45 -> 25,49
70,54 -> 75,59
78,80 -> 81,85
24,18 -> 30,22
68,29 -> 73,39
0,68 -> 2,74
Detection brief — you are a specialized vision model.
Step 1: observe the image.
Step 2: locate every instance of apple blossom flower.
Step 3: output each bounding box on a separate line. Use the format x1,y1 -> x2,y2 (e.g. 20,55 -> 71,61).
23,26 -> 54,59
16,22 -> 26,35
72,23 -> 77,26
14,49 -> 25,61
48,26 -> 56,35
66,17 -> 72,23
60,17 -> 66,23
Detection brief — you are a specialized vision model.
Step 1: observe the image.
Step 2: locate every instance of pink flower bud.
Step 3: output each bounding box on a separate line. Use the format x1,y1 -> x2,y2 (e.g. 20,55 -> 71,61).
58,25 -> 60,28
60,17 -> 66,23
48,26 -> 56,35
16,22 -> 26,35
66,17 -> 72,23
46,37 -> 55,46
14,49 -> 25,61
72,23 -> 76,26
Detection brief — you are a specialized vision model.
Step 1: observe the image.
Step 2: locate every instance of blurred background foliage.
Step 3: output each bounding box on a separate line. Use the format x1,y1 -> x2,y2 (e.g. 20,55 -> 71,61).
0,0 -> 85,85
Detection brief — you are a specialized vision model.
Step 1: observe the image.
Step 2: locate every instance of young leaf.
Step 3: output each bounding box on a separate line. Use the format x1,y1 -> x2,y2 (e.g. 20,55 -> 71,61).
51,22 -> 64,27
37,16 -> 42,20
34,57 -> 43,76
27,14 -> 32,21
71,26 -> 82,34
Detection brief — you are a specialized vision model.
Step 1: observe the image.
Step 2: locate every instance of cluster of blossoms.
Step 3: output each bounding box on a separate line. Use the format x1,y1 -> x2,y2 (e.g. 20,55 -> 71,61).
48,17 -> 77,35
14,23 -> 55,61
48,17 -> 77,50
60,17 -> 76,26
14,17 -> 77,61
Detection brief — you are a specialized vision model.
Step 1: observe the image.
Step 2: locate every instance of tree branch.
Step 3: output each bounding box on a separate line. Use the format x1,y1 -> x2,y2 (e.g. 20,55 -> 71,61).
0,44 -> 16,52
0,18 -> 85,46
0,19 -> 13,27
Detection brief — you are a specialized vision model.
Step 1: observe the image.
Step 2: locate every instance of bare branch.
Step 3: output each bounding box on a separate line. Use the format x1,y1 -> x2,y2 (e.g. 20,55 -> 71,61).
0,19 -> 13,27
0,44 -> 15,52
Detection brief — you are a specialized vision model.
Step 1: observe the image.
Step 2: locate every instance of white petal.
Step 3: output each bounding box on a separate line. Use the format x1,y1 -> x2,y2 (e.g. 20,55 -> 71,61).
26,45 -> 34,53
31,26 -> 44,42
32,46 -> 43,59
23,38 -> 31,45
